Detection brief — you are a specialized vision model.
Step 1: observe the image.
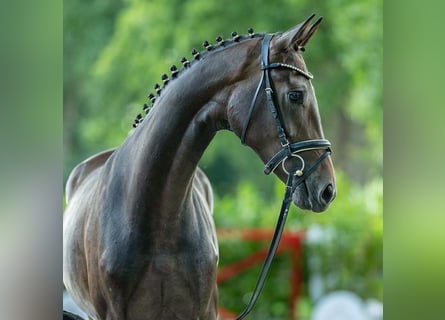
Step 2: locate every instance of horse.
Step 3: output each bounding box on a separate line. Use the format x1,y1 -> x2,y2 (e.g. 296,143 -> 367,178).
63,14 -> 336,320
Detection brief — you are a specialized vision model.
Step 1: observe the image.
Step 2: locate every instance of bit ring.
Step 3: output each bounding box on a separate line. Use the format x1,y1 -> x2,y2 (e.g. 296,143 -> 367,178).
282,154 -> 305,176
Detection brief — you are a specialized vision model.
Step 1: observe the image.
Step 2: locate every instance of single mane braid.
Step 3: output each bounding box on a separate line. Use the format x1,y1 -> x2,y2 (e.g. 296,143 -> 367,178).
131,28 -> 266,129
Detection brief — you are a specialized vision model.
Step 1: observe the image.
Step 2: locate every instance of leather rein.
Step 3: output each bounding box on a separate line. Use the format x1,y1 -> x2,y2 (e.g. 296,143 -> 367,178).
236,34 -> 331,320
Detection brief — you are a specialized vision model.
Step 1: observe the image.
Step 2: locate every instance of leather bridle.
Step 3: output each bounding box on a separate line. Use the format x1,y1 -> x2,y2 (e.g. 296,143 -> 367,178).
235,34 -> 332,320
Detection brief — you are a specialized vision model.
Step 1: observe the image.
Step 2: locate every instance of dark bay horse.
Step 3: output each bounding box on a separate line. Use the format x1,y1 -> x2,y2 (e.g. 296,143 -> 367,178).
63,15 -> 336,320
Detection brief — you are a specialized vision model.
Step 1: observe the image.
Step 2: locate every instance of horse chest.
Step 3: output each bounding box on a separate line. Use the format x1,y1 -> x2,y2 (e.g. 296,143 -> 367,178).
151,220 -> 219,295
119,202 -> 219,319
126,242 -> 218,319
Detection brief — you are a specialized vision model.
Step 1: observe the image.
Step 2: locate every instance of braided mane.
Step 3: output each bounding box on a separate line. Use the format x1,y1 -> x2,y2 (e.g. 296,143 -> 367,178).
132,28 -> 265,128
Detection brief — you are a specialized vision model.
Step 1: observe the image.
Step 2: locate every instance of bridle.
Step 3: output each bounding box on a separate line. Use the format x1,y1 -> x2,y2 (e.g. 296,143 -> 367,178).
236,34 -> 332,320
240,33 -> 331,176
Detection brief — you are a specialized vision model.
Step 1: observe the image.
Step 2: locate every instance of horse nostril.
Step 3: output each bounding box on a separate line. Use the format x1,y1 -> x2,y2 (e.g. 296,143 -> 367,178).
320,183 -> 334,205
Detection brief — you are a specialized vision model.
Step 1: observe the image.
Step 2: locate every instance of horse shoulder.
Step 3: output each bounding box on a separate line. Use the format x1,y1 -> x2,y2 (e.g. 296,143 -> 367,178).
65,148 -> 116,203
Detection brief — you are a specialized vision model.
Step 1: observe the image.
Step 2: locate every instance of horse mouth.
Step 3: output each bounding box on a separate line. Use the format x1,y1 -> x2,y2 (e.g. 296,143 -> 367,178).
292,182 -> 330,213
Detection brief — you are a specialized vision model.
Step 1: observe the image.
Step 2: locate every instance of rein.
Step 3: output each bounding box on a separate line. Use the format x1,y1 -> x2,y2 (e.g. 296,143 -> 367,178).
236,34 -> 331,320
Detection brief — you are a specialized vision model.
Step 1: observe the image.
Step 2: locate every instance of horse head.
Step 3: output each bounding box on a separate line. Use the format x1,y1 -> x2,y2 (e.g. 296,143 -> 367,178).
227,15 -> 336,212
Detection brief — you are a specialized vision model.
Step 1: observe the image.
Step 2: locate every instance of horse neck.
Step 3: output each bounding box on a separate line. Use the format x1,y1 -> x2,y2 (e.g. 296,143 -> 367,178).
112,39 -> 260,232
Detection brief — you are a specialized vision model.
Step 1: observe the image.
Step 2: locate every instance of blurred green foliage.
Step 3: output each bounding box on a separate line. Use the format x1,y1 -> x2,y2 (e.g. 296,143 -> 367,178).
215,172 -> 382,318
64,0 -> 382,318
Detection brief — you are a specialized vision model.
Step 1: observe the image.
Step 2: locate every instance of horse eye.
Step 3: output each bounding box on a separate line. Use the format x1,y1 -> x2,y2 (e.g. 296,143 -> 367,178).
288,91 -> 304,104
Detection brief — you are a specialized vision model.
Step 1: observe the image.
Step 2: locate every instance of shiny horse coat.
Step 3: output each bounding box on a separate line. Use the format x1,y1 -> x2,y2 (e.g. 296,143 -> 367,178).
64,15 -> 336,320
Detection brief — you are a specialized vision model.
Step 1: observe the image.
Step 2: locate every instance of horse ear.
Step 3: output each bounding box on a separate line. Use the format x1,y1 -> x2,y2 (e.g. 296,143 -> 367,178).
275,14 -> 323,50
298,16 -> 323,47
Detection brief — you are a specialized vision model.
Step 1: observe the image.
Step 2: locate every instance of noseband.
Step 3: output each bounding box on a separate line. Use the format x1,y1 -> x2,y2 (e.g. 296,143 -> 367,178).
236,34 -> 332,320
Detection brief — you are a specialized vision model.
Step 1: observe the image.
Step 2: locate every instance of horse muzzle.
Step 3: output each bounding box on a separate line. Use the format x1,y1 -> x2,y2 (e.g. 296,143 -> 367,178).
292,179 -> 336,213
